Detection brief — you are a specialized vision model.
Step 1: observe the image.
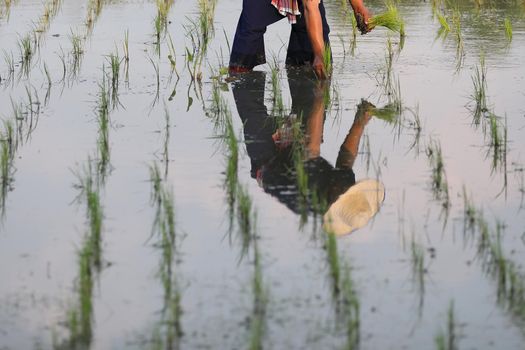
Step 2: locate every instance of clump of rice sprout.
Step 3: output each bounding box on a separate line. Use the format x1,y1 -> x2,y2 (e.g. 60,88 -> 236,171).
470,54 -> 489,124
436,12 -> 450,40
504,18 -> 512,43
425,138 -> 450,217
367,3 -> 404,33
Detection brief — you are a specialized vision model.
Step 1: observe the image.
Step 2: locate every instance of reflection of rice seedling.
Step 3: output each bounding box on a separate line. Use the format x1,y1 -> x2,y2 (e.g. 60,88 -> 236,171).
122,29 -> 129,62
435,301 -> 458,350
148,161 -> 183,350
470,54 -> 488,124
2,50 -> 15,84
148,56 -> 160,107
460,198 -> 525,326
367,3 -> 404,33
0,120 -> 16,217
249,238 -> 267,350
56,48 -> 67,83
57,161 -> 105,348
167,33 -> 180,80
237,184 -> 253,255
326,232 -> 341,295
341,264 -> 360,350
225,116 -> 238,225
504,18 -> 512,43
406,104 -> 422,154
410,234 -> 425,309
451,7 -> 464,72
461,186 -> 476,237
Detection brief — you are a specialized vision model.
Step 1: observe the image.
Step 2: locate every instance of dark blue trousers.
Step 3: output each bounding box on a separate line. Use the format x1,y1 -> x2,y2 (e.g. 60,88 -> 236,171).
229,0 -> 330,69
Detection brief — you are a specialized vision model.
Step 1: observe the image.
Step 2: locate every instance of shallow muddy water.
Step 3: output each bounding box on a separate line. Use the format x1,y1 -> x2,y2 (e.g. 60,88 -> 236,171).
1,0 -> 525,349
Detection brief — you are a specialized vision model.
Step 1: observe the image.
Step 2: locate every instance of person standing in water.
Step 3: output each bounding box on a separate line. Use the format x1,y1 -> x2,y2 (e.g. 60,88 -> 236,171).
229,0 -> 371,79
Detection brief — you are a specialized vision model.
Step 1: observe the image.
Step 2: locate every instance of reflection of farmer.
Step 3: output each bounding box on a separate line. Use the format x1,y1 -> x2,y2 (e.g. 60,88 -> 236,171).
229,0 -> 371,79
231,69 -> 384,235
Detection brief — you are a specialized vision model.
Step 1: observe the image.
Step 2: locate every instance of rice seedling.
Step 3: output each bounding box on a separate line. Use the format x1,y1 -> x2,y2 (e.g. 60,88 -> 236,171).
95,71 -> 111,181
122,30 -> 130,85
106,50 -> 121,109
425,138 -> 450,216
18,33 -> 35,78
367,2 -> 404,34
69,31 -> 84,80
434,301 -> 458,350
85,0 -> 104,35
470,54 -> 488,124
197,0 -> 216,49
269,57 -> 284,117
504,18 -> 512,43
161,104 -> 171,176
435,12 -> 450,41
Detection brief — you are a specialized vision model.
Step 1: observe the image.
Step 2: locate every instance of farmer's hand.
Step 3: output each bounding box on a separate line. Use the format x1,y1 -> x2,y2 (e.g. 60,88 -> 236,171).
350,0 -> 372,33
312,54 -> 327,80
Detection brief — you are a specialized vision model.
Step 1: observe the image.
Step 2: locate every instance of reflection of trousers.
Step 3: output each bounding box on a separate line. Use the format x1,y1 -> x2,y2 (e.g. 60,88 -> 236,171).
229,0 -> 330,69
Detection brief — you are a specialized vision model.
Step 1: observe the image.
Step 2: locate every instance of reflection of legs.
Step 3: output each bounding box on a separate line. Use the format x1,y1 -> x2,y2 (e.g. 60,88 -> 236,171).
230,0 -> 283,70
336,101 -> 374,169
286,0 -> 330,65
231,72 -> 277,177
287,67 -> 329,158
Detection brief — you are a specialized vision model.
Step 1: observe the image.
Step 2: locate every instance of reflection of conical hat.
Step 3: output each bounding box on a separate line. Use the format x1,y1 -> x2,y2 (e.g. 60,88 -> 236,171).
323,179 -> 385,236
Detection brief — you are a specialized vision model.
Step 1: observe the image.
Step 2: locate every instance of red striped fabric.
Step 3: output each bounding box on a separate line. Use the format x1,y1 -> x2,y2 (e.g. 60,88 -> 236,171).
271,0 -> 301,24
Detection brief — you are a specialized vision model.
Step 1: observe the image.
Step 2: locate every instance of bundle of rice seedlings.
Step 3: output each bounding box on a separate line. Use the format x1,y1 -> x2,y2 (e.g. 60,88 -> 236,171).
366,3 -> 404,34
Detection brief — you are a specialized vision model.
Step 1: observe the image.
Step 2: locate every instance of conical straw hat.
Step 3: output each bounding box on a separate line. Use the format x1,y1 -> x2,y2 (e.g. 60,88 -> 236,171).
323,179 -> 385,236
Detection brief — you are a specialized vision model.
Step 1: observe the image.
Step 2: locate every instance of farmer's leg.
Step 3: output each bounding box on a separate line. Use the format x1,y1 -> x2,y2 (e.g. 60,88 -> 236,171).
286,0 -> 330,65
230,0 -> 284,70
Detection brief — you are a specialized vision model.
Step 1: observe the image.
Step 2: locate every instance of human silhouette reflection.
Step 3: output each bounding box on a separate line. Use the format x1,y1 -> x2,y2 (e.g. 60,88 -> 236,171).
231,68 -> 384,235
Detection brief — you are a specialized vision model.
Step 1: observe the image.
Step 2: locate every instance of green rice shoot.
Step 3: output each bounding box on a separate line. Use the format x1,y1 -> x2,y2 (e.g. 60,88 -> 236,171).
504,18 -> 512,42
368,3 -> 404,33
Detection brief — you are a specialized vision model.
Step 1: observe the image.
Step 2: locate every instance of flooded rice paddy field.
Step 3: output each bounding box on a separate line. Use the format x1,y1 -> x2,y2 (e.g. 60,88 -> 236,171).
1,0 -> 525,349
